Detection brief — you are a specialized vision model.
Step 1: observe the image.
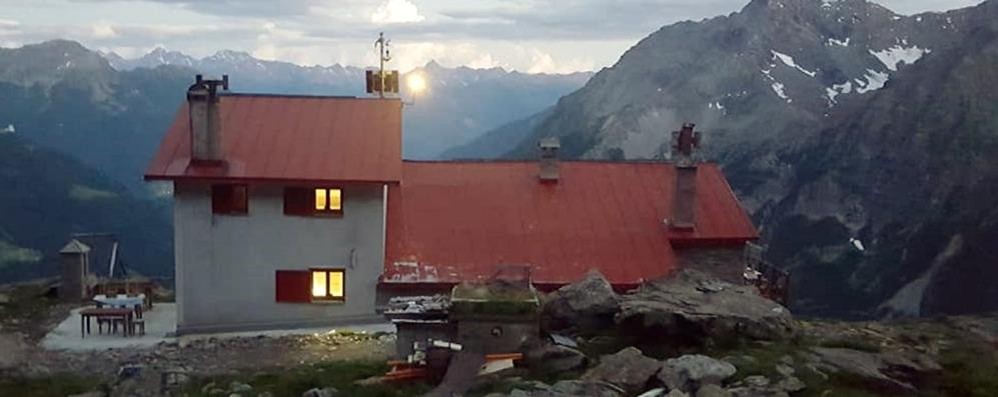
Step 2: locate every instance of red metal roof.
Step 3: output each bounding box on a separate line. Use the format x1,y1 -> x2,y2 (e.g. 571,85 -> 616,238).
383,161 -> 758,287
145,94 -> 403,183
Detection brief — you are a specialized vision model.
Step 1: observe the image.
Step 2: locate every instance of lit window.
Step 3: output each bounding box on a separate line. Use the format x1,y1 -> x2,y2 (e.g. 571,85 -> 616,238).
311,269 -> 345,301
315,188 -> 327,211
314,188 -> 342,212
284,187 -> 343,216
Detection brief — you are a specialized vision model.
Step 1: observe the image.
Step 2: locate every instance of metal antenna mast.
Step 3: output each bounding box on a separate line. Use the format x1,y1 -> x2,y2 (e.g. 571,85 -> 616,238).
375,32 -> 392,98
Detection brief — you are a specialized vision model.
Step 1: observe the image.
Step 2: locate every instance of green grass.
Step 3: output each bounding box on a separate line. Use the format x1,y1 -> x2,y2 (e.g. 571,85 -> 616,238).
718,340 -> 801,380
0,240 -> 42,267
920,343 -> 998,397
712,339 -> 894,397
69,184 -> 118,201
183,360 -> 431,397
816,338 -> 883,353
0,373 -> 105,397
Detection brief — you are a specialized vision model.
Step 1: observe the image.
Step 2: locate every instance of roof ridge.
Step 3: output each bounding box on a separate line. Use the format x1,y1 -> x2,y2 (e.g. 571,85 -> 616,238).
222,92 -> 402,101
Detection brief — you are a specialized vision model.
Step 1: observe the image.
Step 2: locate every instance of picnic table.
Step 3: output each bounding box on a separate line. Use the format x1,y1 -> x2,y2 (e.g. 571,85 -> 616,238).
79,307 -> 134,338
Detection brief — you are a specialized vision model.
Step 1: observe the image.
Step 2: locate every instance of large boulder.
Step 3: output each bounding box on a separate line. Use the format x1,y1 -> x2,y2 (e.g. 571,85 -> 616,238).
583,347 -> 661,394
806,347 -> 941,393
615,270 -> 796,345
542,270 -> 621,333
657,354 -> 737,392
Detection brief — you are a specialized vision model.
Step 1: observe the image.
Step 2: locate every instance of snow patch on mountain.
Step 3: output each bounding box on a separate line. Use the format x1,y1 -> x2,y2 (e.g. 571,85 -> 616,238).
827,37 -> 851,47
772,82 -> 790,102
825,81 -> 855,106
870,45 -> 931,71
772,50 -> 817,77
855,69 -> 889,94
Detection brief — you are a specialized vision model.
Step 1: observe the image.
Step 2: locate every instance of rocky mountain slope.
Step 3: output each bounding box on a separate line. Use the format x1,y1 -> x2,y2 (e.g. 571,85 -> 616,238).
106,48 -> 591,159
0,40 -> 192,193
460,0 -> 998,317
750,5 -> 998,317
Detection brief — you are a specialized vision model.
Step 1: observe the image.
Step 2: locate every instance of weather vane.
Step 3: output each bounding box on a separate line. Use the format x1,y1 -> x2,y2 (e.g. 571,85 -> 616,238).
366,32 -> 400,98
374,32 -> 392,98
365,32 -> 426,104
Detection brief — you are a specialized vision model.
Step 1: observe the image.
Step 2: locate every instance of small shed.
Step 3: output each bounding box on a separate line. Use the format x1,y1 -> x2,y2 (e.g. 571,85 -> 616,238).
58,239 -> 91,301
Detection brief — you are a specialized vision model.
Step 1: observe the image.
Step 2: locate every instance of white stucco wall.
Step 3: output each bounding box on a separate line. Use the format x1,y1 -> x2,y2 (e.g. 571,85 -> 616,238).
173,182 -> 387,334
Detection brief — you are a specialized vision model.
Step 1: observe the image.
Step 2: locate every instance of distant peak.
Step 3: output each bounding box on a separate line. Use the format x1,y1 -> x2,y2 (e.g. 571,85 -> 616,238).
210,49 -> 254,60
424,59 -> 444,70
34,39 -> 88,53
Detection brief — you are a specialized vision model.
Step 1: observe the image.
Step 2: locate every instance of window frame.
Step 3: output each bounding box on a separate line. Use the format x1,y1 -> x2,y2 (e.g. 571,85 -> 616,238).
309,268 -> 346,302
211,184 -> 249,215
313,188 -> 343,215
283,187 -> 344,217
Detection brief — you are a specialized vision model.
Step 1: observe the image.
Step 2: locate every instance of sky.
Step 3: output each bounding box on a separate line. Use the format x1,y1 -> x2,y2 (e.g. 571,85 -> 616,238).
0,0 -> 985,73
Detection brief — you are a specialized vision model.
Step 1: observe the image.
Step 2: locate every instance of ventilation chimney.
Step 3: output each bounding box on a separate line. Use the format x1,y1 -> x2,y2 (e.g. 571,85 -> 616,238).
538,137 -> 560,182
669,123 -> 701,231
187,74 -> 228,162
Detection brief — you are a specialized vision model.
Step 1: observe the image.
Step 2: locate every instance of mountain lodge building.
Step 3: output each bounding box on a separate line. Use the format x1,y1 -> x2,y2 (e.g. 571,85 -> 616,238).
145,76 -> 758,334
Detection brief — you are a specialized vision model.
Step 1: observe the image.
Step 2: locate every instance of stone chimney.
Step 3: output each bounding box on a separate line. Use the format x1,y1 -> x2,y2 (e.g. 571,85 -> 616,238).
538,137 -> 560,182
187,74 -> 228,162
670,123 -> 701,231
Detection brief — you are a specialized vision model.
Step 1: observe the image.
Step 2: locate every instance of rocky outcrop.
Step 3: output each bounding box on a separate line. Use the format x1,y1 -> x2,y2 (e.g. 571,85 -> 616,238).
657,354 -> 737,392
582,347 -> 662,394
615,270 -> 796,345
541,270 -> 620,333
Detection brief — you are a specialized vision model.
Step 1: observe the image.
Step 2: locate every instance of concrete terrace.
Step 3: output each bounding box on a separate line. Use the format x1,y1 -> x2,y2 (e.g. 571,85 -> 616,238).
41,303 -> 394,352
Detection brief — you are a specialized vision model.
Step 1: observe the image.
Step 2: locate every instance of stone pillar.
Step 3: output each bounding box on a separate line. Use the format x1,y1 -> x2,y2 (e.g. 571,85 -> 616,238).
60,252 -> 87,301
59,239 -> 90,302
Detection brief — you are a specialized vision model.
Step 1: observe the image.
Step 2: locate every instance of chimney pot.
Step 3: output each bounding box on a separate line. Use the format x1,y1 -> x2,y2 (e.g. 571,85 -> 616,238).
538,137 -> 560,182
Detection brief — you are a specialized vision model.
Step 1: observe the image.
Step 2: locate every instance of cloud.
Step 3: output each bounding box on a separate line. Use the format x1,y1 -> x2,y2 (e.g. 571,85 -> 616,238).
91,22 -> 116,38
68,0 -> 319,17
371,0 -> 426,24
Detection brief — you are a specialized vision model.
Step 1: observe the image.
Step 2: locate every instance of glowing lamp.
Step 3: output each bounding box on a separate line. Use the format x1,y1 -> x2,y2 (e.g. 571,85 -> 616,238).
407,73 -> 427,94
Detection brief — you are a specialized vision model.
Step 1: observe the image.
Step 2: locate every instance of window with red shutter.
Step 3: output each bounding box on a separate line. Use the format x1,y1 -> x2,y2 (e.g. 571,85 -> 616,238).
212,184 -> 248,215
275,270 -> 311,303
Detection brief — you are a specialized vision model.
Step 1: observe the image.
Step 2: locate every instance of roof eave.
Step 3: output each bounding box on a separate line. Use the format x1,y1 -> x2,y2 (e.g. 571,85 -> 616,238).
143,174 -> 401,185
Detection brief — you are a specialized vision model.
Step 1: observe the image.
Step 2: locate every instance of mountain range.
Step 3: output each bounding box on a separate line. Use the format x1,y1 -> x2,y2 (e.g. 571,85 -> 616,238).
454,0 -> 998,317
104,47 -> 591,159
